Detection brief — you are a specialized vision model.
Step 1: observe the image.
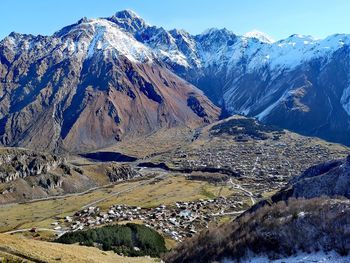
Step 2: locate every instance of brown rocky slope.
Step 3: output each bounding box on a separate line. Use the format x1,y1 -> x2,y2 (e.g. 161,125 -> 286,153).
0,15 -> 219,153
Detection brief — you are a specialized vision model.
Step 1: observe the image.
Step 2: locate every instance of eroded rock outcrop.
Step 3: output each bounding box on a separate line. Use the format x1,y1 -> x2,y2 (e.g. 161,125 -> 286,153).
0,148 -> 63,183
105,163 -> 140,182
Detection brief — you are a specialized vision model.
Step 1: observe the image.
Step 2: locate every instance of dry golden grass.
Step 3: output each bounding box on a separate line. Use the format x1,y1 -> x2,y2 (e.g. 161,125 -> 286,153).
0,234 -> 156,263
99,175 -> 235,209
164,237 -> 178,250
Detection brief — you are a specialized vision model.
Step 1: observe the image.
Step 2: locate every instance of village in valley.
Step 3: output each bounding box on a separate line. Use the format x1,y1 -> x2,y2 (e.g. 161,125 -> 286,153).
52,195 -> 247,242
47,119 -> 349,242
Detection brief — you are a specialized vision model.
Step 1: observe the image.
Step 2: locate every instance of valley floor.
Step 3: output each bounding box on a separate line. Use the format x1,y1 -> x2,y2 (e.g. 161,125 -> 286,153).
0,170 -> 245,241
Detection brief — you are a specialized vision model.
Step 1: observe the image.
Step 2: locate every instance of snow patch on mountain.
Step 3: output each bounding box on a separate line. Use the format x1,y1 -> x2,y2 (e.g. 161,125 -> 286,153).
87,26 -> 104,58
2,33 -> 35,53
241,33 -> 350,73
244,30 -> 275,43
255,91 -> 289,121
67,19 -> 154,63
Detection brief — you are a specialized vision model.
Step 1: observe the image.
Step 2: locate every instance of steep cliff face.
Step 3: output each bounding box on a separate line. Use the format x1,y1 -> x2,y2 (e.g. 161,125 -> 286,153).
0,147 -> 62,183
0,13 -> 219,152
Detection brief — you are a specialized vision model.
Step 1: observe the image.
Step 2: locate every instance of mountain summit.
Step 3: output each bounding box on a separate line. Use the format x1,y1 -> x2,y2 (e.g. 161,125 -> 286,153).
108,9 -> 148,34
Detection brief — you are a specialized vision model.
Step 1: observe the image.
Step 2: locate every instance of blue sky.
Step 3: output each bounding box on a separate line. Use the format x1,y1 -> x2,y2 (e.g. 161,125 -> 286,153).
1,0 -> 349,40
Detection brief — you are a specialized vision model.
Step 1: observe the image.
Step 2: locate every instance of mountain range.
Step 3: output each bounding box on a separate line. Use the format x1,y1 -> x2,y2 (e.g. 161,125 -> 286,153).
1,9 -> 350,152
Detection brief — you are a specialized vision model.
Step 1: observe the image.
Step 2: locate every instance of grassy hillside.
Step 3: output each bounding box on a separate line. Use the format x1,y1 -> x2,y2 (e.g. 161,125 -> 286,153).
0,233 -> 156,263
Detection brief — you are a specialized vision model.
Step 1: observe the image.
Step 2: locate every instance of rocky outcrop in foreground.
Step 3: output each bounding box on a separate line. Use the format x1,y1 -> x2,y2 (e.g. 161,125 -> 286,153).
262,155 -> 350,204
239,155 -> 350,215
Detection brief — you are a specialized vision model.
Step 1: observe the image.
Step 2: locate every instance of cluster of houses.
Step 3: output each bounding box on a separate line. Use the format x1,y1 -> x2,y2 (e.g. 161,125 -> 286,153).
56,196 -> 244,241
162,137 -> 347,202
172,137 -> 338,184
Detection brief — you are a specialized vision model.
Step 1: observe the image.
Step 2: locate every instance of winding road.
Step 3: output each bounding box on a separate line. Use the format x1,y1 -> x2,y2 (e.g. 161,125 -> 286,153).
229,178 -> 256,205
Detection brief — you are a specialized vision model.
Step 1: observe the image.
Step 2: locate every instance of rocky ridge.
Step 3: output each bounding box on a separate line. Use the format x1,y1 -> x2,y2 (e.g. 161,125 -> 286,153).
276,154 -> 350,200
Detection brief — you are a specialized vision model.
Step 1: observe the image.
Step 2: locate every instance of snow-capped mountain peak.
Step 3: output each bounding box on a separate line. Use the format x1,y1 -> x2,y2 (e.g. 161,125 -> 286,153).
51,17 -> 154,63
244,30 -> 275,43
108,10 -> 149,34
47,11 -> 350,73
200,27 -> 234,38
114,9 -> 141,20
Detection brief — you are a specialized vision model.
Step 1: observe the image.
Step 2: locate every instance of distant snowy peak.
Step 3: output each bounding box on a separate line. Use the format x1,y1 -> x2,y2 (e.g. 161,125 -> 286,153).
108,10 -> 149,34
198,28 -> 236,41
244,30 -> 275,43
114,9 -> 142,20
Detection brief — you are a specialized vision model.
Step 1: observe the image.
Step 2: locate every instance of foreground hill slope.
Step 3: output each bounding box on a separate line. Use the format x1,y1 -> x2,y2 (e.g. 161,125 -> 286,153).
0,233 -> 155,263
164,155 -> 350,263
164,198 -> 350,263
281,154 -> 350,199
243,154 -> 350,214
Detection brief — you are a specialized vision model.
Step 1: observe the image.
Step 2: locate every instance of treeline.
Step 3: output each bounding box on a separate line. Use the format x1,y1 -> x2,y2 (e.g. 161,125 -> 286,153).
55,223 -> 167,257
